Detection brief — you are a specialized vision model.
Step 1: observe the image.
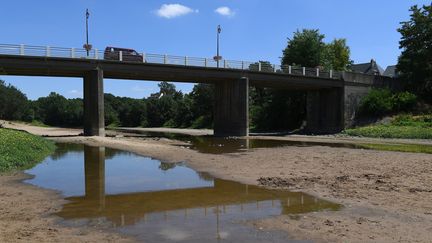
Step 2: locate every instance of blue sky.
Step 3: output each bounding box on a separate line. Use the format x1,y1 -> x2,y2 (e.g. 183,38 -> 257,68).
1,0 -> 430,100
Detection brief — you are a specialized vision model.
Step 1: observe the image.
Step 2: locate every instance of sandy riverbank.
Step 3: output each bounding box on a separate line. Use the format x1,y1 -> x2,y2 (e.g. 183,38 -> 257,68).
0,172 -> 133,243
1,121 -> 432,242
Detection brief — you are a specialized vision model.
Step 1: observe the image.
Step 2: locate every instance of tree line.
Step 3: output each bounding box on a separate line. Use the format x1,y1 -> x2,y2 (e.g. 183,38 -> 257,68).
0,79 -> 313,131
0,81 -> 215,129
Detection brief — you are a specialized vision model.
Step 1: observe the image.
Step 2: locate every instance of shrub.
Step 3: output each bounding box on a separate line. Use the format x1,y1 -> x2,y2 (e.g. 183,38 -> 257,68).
163,119 -> 177,128
391,114 -> 417,126
358,89 -> 417,117
190,116 -> 211,129
392,91 -> 417,112
358,89 -> 393,116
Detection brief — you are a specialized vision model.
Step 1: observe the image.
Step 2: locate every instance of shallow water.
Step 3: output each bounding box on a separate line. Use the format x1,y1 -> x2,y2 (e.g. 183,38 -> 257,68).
115,129 -> 432,155
25,143 -> 341,242
115,129 -> 365,154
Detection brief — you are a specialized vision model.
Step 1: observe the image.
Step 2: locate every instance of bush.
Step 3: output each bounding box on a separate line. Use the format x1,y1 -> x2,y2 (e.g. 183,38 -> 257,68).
163,119 -> 176,128
358,89 -> 417,117
358,89 -> 393,116
190,116 -> 212,129
391,114 -> 432,128
392,91 -> 417,112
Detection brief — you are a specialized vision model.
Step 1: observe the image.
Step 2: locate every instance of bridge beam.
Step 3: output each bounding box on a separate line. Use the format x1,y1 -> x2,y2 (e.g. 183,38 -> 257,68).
306,88 -> 344,134
214,77 -> 249,137
83,69 -> 105,136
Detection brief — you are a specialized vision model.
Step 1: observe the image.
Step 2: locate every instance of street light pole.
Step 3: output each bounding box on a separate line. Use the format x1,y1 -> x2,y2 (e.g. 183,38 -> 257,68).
85,9 -> 90,57
217,25 -> 221,68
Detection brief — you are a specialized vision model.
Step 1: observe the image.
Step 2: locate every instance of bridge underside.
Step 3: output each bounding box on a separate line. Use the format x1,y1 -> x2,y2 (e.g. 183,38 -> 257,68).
0,55 -> 355,136
306,88 -> 344,134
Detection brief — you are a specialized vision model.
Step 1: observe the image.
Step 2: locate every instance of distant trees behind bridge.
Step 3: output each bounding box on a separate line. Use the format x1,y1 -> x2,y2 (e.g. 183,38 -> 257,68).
282,29 -> 352,71
0,80 -> 215,129
0,80 -> 309,132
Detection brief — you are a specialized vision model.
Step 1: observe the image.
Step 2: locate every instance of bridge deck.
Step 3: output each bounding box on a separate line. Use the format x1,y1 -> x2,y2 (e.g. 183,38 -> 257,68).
0,55 -> 343,89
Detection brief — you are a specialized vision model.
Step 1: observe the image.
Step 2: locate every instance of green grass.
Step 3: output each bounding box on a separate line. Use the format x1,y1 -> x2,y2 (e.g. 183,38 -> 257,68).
0,128 -> 55,172
9,120 -> 50,127
345,125 -> 432,139
28,120 -> 50,127
345,114 -> 432,139
358,143 -> 432,154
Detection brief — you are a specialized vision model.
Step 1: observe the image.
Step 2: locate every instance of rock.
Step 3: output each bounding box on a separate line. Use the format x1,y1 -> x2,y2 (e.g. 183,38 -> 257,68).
324,219 -> 334,226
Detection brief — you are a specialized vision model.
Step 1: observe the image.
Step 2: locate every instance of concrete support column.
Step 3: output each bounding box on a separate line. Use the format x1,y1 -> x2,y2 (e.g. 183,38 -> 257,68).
83,69 -> 105,136
84,145 -> 105,209
306,88 -> 344,134
214,77 -> 249,137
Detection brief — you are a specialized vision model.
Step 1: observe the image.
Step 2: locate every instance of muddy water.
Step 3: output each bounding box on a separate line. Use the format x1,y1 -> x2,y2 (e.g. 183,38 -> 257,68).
25,144 -> 340,242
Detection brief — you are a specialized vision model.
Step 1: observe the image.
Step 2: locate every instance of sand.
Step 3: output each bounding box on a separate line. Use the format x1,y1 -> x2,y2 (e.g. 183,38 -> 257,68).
1,121 -> 432,242
0,172 -> 133,243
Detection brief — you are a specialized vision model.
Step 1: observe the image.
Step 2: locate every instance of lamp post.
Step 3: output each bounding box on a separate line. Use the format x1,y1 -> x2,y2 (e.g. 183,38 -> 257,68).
215,25 -> 222,68
84,9 -> 92,57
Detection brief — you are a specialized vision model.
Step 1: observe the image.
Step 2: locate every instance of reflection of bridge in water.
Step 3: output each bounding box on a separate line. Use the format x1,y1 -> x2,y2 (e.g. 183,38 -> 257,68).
56,146 -> 340,227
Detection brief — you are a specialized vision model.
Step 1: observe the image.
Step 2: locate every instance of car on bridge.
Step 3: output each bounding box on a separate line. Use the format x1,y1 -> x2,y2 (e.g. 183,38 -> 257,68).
104,47 -> 143,62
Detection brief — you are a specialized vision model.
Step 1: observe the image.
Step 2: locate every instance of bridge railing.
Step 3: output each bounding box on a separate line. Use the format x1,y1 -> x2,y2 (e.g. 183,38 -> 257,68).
0,44 -> 341,80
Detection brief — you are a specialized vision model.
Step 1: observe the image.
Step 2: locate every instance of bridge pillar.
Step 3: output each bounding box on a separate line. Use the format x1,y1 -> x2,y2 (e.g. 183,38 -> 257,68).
83,69 -> 105,136
214,77 -> 249,137
306,88 -> 344,134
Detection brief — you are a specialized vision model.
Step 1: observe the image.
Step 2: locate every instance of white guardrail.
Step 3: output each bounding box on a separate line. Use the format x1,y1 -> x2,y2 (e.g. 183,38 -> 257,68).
0,44 -> 341,79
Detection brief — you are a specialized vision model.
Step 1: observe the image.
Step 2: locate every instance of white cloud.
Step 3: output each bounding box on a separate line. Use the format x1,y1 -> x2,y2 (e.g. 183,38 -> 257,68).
156,4 -> 198,19
131,85 -> 155,93
215,6 -> 235,17
68,89 -> 82,97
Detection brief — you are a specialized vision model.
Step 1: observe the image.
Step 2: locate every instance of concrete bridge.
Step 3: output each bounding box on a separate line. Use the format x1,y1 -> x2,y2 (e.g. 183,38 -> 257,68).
0,44 -> 399,136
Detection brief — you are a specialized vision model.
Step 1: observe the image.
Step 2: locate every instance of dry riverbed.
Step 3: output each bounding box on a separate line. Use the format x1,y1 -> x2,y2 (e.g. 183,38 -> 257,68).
1,121 -> 432,242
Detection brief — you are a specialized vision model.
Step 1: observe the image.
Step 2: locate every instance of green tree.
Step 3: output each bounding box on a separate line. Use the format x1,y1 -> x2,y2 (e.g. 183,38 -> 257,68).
321,39 -> 352,71
158,81 -> 182,100
397,4 -> 432,100
188,84 -> 214,128
0,80 -> 32,121
146,82 -> 184,127
146,95 -> 176,127
104,94 -> 147,127
34,92 -> 83,127
117,98 -> 147,127
104,94 -> 120,126
282,29 -> 325,67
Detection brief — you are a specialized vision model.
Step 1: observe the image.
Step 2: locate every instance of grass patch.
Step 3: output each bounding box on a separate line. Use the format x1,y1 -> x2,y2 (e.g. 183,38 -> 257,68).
345,114 -> 432,139
358,143 -> 432,154
9,120 -> 50,127
0,128 -> 55,172
29,120 -> 50,127
345,125 -> 432,139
